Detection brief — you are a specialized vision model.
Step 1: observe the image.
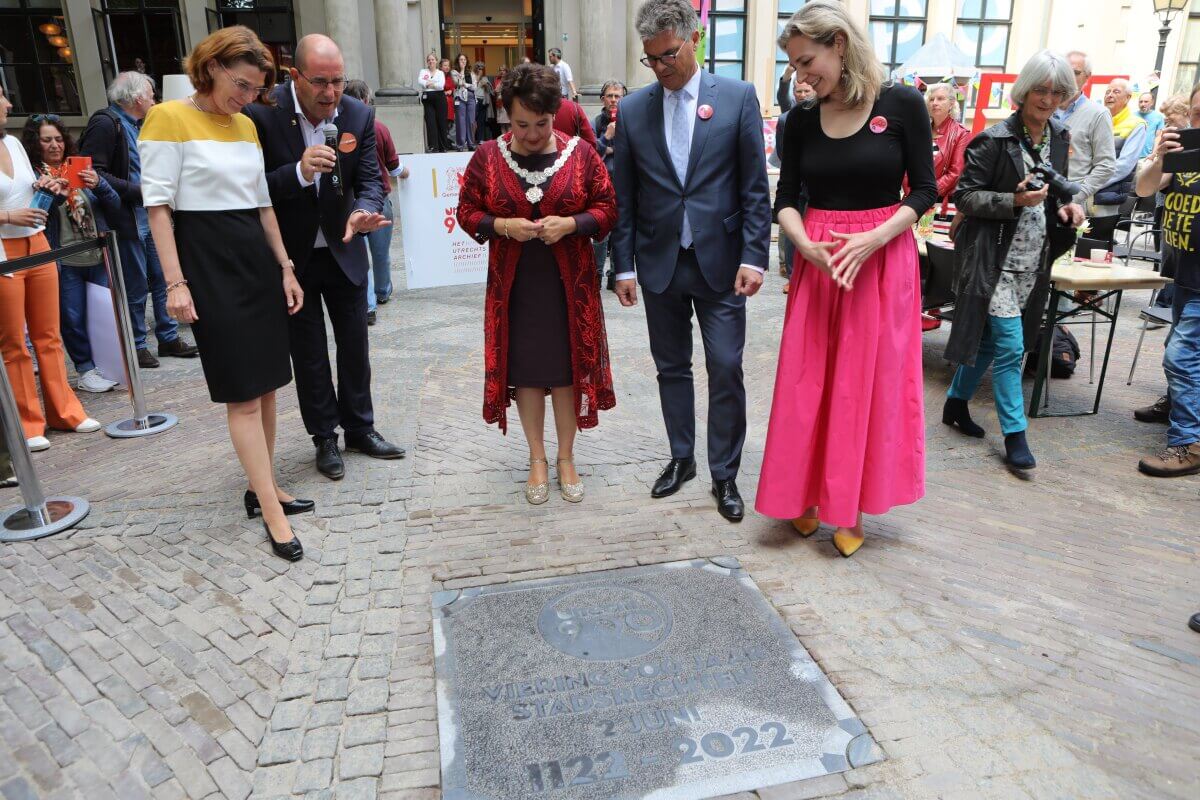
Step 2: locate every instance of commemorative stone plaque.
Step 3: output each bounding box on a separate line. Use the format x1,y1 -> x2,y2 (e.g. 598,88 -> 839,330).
432,558 -> 882,799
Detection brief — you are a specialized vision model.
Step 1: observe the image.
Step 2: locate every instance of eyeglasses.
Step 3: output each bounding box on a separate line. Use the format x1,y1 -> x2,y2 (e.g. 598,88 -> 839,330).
30,114 -> 61,123
639,39 -> 692,68
1029,86 -> 1069,101
219,63 -> 269,98
296,71 -> 348,91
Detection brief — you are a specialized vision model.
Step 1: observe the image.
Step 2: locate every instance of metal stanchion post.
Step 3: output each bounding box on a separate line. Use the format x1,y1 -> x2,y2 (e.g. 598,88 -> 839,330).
100,232 -> 178,438
0,362 -> 88,542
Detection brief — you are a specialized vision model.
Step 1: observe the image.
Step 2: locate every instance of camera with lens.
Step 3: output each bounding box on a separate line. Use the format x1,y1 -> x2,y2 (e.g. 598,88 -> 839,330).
1023,164 -> 1082,203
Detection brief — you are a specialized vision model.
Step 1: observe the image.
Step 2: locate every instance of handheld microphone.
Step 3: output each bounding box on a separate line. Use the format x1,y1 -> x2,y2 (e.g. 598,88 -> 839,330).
323,128 -> 343,196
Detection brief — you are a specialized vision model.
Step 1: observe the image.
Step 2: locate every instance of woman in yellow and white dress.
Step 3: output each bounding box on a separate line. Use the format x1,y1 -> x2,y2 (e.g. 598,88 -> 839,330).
140,26 -> 307,561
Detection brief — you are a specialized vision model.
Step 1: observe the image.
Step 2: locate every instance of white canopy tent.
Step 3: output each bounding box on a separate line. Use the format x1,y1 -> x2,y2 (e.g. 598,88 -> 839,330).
892,33 -> 977,82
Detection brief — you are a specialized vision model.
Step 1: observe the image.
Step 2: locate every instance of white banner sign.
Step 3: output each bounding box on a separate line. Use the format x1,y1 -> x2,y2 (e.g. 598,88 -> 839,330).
396,152 -> 489,289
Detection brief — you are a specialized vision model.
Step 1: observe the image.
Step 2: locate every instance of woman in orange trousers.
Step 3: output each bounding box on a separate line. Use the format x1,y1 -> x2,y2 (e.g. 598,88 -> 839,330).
0,87 -> 100,450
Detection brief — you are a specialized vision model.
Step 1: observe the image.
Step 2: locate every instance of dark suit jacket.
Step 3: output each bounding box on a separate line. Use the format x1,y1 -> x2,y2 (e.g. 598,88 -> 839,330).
611,71 -> 771,294
77,107 -> 141,239
243,85 -> 384,286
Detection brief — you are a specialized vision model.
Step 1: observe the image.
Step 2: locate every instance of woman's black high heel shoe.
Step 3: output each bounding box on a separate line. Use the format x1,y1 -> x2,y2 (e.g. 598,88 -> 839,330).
263,519 -> 303,562
244,490 -> 315,519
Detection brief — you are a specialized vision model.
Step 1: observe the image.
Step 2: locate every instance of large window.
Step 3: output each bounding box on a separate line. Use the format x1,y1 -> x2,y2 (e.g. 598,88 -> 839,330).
695,0 -> 746,80
1174,0 -> 1200,95
775,0 -> 806,90
870,0 -> 927,75
955,0 -> 1011,69
211,0 -> 297,77
94,0 -> 185,91
0,1 -> 81,114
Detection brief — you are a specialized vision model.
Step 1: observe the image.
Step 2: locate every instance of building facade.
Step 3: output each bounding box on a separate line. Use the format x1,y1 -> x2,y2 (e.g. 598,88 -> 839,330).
2,0 -> 1198,142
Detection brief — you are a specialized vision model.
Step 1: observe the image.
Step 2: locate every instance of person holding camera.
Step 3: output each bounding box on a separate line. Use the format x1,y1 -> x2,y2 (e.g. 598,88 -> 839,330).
941,50 -> 1085,471
1133,82 -> 1200,478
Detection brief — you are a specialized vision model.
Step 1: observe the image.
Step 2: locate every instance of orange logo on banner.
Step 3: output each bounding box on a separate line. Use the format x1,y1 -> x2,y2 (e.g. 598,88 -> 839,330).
338,132 -> 358,153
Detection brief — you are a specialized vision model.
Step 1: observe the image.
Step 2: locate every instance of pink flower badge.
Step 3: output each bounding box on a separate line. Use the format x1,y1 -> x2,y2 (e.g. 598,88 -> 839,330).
869,115 -> 888,134
697,104 -> 714,120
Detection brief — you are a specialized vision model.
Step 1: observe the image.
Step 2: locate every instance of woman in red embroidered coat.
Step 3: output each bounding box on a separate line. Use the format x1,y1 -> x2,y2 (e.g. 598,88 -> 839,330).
457,64 -> 617,505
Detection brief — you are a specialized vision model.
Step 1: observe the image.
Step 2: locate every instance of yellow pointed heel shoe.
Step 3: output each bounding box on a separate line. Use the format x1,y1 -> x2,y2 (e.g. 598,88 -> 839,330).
791,516 -> 820,537
832,528 -> 865,558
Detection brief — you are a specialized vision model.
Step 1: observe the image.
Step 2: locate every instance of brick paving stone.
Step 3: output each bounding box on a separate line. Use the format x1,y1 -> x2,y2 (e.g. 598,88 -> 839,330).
339,744 -> 385,780
293,759 -> 333,793
257,730 -> 303,767
301,728 -> 340,762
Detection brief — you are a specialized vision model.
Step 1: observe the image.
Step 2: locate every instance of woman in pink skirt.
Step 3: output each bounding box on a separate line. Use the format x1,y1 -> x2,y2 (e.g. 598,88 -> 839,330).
756,0 -> 936,557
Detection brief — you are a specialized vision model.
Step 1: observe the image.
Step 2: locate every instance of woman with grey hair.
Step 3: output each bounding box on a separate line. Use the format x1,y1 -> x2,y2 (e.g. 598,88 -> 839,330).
925,82 -> 970,214
941,49 -> 1085,470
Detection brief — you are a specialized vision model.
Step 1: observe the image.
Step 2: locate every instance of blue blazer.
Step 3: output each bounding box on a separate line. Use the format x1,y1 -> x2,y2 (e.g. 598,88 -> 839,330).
611,71 -> 771,294
244,85 -> 384,286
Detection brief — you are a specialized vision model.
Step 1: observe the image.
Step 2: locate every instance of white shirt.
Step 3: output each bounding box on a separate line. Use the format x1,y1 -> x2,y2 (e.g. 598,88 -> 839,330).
554,61 -> 574,96
291,81 -> 340,248
417,68 -> 445,93
0,135 -> 44,240
615,68 -> 762,282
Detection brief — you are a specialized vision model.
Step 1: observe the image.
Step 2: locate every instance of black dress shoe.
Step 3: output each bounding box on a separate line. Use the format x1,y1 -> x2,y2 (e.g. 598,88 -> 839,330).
1133,395 -> 1171,424
263,520 -> 303,562
345,431 -> 406,459
651,457 -> 696,498
158,338 -> 199,358
315,438 -> 345,480
244,490 -> 315,519
137,348 -> 160,369
1190,612 -> 1200,633
367,310 -> 377,326
711,478 -> 745,522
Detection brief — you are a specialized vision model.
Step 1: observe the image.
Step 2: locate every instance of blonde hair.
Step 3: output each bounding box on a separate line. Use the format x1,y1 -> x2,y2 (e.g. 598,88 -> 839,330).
777,0 -> 885,109
1159,94 -> 1188,120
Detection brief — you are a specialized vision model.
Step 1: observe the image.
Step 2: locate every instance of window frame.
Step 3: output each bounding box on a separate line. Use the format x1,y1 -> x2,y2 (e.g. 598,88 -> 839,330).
93,0 -> 186,90
1174,6 -> 1200,96
0,0 -> 81,115
868,0 -> 929,75
696,1 -> 747,80
775,0 -> 807,97
955,0 -> 1012,70
213,0 -> 298,76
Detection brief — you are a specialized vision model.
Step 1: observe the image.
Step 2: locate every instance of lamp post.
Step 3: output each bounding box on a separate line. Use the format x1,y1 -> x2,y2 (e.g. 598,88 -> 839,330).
1151,0 -> 1189,100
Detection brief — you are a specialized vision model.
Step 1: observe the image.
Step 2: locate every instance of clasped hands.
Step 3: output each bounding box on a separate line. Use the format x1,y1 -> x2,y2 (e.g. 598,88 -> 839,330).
800,228 -> 888,291
498,216 -> 576,245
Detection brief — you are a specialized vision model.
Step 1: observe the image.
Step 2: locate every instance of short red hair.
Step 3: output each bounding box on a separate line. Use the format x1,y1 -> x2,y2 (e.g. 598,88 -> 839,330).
186,26 -> 275,98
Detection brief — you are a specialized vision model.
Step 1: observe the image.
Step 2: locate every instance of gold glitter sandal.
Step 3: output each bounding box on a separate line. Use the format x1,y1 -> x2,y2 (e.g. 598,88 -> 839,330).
525,458 -> 550,505
556,457 -> 584,503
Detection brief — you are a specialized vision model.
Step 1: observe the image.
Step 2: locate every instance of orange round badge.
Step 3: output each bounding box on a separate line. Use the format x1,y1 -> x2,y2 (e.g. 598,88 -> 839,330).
338,133 -> 358,153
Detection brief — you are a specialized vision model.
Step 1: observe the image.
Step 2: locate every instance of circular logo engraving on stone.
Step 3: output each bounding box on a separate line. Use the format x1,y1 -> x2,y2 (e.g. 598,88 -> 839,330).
537,585 -> 673,661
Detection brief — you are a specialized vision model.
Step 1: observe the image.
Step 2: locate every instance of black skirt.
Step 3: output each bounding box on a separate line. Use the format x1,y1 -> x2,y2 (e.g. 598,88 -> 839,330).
173,210 -> 292,403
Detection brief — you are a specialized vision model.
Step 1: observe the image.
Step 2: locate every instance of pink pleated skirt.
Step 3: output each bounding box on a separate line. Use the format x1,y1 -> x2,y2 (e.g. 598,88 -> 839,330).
755,205 -> 925,527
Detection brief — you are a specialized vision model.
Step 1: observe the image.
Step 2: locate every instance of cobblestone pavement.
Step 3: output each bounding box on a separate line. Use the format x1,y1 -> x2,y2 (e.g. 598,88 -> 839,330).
0,232 -> 1196,800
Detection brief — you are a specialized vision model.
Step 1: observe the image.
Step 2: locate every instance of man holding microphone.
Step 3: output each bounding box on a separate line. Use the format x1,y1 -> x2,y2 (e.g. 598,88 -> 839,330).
245,34 -> 404,481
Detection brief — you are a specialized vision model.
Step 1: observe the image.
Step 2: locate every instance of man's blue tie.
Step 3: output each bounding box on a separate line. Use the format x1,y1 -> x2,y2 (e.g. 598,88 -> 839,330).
669,88 -> 693,249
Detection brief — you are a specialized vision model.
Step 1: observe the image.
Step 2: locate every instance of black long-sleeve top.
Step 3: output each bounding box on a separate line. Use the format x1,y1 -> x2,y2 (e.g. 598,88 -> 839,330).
774,84 -> 937,218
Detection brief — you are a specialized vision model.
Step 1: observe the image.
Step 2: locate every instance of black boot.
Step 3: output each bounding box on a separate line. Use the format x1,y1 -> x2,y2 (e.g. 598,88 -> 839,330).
942,397 -> 985,438
1004,431 -> 1036,470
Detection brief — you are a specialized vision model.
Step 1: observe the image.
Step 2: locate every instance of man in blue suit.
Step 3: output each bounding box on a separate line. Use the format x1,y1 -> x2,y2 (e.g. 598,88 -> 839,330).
612,0 -> 771,522
245,35 -> 405,480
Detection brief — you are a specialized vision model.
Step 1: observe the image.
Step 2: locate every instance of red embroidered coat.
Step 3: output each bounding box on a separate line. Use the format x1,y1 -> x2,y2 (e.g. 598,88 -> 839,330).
457,131 -> 618,433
